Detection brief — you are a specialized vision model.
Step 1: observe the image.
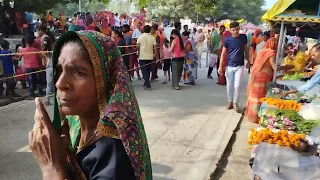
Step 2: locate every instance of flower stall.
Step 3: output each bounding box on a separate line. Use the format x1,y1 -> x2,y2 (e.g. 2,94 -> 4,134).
249,0 -> 320,178
248,86 -> 320,179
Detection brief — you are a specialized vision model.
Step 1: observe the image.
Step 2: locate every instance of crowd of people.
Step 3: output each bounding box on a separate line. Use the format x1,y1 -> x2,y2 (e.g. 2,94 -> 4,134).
1,11 -> 319,113
0,23 -> 55,102
1,12 -> 214,100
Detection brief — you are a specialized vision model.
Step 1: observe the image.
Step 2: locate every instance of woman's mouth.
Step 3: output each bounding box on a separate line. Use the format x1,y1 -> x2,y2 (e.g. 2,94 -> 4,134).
59,99 -> 74,106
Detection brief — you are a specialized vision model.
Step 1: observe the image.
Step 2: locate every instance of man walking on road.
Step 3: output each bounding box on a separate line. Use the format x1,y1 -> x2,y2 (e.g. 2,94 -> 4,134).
218,22 -> 249,112
137,25 -> 158,90
208,25 -> 225,79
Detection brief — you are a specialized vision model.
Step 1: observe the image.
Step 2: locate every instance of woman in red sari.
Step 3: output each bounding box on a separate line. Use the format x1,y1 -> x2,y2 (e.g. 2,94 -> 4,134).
217,31 -> 231,85
245,37 -> 278,123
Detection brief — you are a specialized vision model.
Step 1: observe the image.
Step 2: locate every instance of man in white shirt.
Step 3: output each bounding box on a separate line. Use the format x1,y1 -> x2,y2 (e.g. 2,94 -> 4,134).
114,13 -> 120,30
195,27 -> 205,68
121,17 -> 128,26
132,22 -> 142,39
137,25 -> 158,90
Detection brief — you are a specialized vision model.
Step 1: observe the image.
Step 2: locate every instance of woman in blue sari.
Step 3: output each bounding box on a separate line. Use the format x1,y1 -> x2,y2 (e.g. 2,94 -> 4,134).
182,31 -> 198,85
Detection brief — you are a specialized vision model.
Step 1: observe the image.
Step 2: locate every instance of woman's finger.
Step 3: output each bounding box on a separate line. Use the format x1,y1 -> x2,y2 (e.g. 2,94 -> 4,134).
61,119 -> 71,152
35,98 -> 54,132
61,119 -> 69,135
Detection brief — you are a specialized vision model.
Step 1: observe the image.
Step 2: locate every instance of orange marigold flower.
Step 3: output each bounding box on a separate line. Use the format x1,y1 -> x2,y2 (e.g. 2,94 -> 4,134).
277,140 -> 283,146
286,142 -> 291,147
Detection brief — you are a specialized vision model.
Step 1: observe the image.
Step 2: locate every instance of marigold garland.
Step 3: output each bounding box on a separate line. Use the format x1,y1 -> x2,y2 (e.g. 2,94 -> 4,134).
260,97 -> 302,112
248,128 -> 306,148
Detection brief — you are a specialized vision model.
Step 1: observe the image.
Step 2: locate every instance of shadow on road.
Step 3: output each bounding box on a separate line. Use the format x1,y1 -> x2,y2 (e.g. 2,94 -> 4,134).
152,162 -> 173,174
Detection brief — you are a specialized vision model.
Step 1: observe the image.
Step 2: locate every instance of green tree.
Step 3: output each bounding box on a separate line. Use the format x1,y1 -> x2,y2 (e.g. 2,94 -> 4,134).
130,0 -> 264,24
213,0 -> 265,24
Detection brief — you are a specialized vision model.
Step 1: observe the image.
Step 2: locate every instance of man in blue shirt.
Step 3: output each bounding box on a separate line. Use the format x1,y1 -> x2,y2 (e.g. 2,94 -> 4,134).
0,40 -> 20,97
218,22 -> 250,112
25,10 -> 35,34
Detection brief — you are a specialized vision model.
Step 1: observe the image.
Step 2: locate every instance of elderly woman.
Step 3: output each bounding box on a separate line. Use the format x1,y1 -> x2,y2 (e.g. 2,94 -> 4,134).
29,31 -> 152,180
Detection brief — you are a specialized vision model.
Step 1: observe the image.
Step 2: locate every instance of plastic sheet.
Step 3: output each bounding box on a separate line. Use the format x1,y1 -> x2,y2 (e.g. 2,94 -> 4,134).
299,103 -> 320,120
252,142 -> 320,180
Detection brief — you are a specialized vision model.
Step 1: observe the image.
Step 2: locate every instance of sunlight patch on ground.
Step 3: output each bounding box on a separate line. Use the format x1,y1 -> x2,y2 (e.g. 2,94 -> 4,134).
17,145 -> 31,152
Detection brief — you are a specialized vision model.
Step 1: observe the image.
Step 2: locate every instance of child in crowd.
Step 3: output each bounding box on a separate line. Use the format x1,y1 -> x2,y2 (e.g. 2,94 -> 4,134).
18,35 -> 44,99
0,40 -> 20,98
40,36 -> 54,105
14,38 -> 27,89
129,38 -> 141,80
162,39 -> 171,84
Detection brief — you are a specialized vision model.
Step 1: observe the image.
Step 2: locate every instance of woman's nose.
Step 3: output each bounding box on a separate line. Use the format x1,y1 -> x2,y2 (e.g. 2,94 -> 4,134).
55,72 -> 71,91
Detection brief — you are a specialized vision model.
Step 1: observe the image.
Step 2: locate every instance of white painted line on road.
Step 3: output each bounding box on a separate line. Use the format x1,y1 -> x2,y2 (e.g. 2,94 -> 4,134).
17,145 -> 31,152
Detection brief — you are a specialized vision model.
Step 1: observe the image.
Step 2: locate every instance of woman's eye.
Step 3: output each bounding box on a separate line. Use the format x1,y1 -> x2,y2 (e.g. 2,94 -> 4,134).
74,70 -> 85,75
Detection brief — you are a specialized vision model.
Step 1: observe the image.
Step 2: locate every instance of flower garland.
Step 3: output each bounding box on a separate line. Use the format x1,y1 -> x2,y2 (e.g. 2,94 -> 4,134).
260,97 -> 302,111
248,128 -> 306,149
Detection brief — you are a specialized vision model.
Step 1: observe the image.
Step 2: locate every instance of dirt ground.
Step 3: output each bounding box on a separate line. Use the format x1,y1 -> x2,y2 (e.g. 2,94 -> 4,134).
210,115 -> 259,180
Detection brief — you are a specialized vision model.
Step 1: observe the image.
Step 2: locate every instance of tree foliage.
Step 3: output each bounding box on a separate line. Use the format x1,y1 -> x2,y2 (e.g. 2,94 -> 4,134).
52,0 -> 138,17
214,0 -> 265,24
10,0 -> 110,13
132,0 -> 265,24
3,0 -> 265,24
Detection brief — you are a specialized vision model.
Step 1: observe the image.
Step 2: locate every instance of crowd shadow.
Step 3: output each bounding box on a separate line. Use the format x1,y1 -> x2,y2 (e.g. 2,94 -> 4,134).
152,162 -> 176,180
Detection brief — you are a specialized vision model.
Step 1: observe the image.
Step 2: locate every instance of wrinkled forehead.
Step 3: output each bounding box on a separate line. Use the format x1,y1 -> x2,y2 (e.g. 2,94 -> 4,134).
53,31 -> 121,77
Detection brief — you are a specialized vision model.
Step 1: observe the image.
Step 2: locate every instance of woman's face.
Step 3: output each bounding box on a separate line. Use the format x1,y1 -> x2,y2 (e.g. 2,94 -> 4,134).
182,35 -> 188,41
151,28 -> 155,34
310,48 -> 320,63
55,42 -> 98,115
38,30 -> 44,37
111,31 -> 117,39
172,34 -> 177,39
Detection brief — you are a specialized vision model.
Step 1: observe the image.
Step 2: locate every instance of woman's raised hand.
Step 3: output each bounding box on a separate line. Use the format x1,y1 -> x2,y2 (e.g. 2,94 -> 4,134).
29,98 -> 68,179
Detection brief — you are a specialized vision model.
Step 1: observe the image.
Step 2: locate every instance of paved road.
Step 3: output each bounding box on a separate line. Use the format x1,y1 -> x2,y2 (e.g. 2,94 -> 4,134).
0,55 -> 249,180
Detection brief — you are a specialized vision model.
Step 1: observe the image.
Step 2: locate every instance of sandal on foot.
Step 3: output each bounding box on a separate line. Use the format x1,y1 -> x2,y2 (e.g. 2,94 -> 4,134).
234,104 -> 240,112
226,103 -> 233,110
